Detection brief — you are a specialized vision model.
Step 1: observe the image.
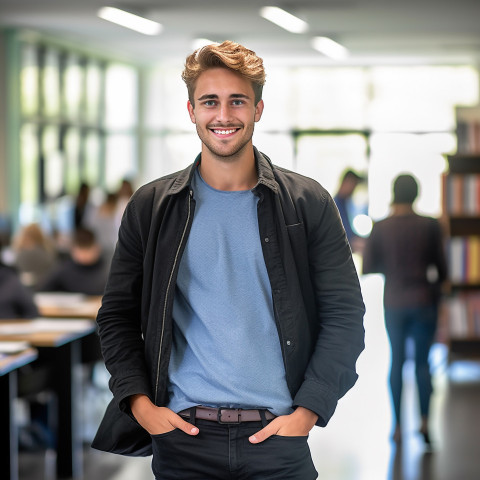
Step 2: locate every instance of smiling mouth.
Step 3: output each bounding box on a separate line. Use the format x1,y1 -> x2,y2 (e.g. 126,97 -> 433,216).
210,128 -> 240,135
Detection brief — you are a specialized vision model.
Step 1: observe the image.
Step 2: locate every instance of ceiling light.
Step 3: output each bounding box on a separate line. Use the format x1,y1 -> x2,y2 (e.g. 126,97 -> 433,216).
259,6 -> 308,34
311,36 -> 349,60
98,7 -> 163,36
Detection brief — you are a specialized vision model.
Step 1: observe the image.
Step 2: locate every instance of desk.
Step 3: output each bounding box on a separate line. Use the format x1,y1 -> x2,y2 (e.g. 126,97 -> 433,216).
0,346 -> 38,480
35,293 -> 102,319
35,293 -> 103,365
0,319 -> 96,479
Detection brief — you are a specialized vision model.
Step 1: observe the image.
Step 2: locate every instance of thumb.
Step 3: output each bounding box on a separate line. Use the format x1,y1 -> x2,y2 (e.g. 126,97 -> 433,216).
173,416 -> 200,436
249,423 -> 276,444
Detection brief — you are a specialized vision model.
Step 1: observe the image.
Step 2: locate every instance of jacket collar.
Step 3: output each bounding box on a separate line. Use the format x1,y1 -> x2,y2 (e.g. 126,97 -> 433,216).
254,147 -> 279,194
167,147 -> 279,195
168,154 -> 201,195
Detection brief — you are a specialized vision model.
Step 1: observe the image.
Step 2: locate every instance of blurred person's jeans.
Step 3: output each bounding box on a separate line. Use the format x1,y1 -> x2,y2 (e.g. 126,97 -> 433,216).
384,305 -> 438,424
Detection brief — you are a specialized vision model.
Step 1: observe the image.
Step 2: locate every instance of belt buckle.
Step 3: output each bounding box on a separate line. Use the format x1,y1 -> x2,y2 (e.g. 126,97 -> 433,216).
217,408 -> 241,424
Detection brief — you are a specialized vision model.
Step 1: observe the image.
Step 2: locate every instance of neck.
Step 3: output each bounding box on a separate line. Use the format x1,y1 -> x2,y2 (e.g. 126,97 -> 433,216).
199,147 -> 258,191
392,203 -> 414,215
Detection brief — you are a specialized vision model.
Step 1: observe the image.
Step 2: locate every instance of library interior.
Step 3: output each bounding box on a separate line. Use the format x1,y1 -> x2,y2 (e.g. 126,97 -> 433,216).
1,1 -> 480,479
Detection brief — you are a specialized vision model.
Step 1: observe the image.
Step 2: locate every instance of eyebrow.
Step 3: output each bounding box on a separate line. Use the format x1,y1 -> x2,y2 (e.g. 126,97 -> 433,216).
196,93 -> 251,102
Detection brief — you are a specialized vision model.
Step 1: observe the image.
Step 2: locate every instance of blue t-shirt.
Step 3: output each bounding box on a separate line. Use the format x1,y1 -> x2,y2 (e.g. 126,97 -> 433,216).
167,168 -> 293,416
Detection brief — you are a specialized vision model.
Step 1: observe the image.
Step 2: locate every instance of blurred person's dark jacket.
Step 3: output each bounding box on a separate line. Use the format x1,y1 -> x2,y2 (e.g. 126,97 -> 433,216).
39,256 -> 108,296
0,263 -> 39,318
38,228 -> 109,296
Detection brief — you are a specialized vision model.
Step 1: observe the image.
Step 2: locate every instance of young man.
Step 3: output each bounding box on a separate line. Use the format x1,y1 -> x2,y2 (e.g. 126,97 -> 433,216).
93,41 -> 365,479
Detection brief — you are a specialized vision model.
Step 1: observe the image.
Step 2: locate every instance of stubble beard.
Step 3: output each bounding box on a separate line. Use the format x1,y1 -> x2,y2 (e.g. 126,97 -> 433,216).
196,122 -> 255,162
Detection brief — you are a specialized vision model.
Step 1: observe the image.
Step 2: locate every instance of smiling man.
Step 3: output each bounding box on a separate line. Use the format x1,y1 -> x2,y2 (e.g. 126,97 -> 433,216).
93,41 -> 365,480
188,68 -> 262,162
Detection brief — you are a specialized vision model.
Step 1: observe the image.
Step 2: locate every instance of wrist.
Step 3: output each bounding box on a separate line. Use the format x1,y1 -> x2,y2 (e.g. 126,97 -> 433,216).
294,406 -> 318,426
130,394 -> 153,416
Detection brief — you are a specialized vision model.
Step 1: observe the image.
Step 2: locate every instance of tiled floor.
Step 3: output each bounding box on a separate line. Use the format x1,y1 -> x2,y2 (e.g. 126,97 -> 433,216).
19,274 -> 480,479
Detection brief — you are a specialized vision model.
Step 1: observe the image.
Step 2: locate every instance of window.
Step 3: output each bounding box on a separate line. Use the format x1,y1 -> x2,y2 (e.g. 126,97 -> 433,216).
42,48 -> 61,117
20,44 -> 39,116
296,134 -> 369,195
15,40 -> 140,233
42,125 -> 63,198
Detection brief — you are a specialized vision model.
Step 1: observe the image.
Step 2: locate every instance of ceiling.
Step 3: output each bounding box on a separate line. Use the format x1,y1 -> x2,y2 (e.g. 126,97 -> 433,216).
0,0 -> 480,67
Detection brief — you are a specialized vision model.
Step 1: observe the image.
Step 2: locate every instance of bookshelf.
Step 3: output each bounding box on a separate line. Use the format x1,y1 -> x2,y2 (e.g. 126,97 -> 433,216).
443,106 -> 480,360
456,106 -> 480,153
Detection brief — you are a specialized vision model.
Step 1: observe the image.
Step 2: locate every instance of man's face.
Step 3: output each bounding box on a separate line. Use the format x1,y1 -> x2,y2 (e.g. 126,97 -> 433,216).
187,67 -> 264,160
72,245 -> 101,265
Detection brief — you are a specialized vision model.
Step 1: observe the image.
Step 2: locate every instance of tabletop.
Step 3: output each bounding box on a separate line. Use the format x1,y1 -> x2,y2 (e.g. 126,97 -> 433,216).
0,346 -> 38,376
0,318 -> 96,347
34,292 -> 102,320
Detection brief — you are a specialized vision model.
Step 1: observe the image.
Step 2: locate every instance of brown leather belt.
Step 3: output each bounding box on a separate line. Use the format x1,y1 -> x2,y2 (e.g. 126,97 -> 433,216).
178,406 -> 276,424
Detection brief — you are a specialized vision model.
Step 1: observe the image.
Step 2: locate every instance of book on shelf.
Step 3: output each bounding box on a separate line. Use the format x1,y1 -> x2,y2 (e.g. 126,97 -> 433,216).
445,292 -> 480,338
445,174 -> 480,215
448,236 -> 480,284
456,121 -> 480,153
456,105 -> 480,154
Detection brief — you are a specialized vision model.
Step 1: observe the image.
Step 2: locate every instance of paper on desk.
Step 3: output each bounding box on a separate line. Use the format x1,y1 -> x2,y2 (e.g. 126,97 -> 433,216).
0,341 -> 30,353
0,318 -> 94,335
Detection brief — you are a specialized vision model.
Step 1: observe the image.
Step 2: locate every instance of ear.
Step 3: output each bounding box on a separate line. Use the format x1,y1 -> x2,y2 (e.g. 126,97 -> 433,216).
187,100 -> 196,124
254,99 -> 264,122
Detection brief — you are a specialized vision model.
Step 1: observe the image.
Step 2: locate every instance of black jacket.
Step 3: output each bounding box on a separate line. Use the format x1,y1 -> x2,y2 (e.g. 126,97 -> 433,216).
39,256 -> 109,296
0,264 -> 39,318
93,149 -> 365,456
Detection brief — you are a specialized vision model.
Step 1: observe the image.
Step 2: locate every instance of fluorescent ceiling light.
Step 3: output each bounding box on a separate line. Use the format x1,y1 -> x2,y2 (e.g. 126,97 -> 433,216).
98,7 -> 163,35
259,6 -> 308,34
311,36 -> 349,60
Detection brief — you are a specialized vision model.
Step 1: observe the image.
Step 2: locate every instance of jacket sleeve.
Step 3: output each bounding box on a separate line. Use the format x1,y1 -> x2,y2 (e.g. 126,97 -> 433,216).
293,190 -> 365,426
96,195 -> 152,413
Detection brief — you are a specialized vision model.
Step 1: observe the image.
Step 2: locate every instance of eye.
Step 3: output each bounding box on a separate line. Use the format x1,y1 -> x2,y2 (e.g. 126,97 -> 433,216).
232,99 -> 244,106
203,100 -> 217,107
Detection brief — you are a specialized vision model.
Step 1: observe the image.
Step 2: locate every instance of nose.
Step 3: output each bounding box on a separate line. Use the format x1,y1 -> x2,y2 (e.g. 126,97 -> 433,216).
216,104 -> 233,123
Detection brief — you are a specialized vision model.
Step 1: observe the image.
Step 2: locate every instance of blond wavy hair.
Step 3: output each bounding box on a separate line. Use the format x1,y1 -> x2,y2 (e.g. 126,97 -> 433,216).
182,40 -> 266,106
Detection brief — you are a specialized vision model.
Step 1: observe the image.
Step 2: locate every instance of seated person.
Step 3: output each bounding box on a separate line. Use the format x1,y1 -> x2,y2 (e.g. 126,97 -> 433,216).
0,241 -> 39,318
13,223 -> 57,290
39,227 -> 109,296
38,227 -> 107,380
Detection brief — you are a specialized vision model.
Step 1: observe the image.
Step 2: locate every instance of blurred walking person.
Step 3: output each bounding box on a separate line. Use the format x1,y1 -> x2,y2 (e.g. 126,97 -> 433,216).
363,174 -> 447,445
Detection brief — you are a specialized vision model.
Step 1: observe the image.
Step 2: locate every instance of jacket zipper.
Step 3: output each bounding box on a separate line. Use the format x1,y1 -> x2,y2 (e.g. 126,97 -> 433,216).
154,189 -> 193,404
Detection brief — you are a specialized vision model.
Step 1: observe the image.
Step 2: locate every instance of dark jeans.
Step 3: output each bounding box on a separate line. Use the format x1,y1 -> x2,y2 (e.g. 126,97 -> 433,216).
384,305 -> 437,425
151,419 -> 318,479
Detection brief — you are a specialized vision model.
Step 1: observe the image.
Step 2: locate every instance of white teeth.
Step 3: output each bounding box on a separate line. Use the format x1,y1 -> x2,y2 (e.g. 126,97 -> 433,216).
213,129 -> 236,135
